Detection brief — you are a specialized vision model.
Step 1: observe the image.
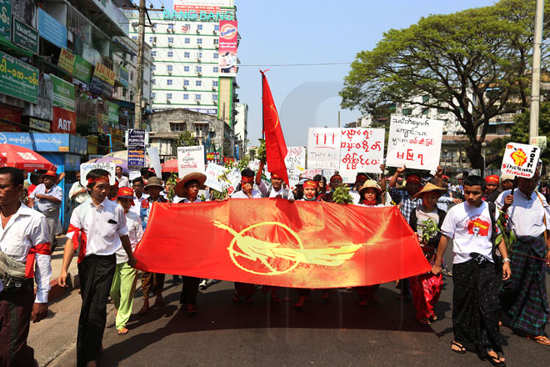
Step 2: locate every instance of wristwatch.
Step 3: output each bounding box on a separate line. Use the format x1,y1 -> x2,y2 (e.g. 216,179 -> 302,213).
503,257 -> 511,263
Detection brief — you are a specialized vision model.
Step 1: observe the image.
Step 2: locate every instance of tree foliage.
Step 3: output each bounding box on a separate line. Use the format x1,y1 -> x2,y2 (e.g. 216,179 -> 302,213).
340,0 -> 550,169
177,131 -> 197,147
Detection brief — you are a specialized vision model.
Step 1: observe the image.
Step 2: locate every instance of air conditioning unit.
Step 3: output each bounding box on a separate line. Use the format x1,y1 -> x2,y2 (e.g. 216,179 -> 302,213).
196,30 -> 200,34
213,100 -> 217,105
197,58 -> 201,63
168,70 -> 172,75
168,43 -> 173,48
152,41 -> 156,47
198,45 -> 202,49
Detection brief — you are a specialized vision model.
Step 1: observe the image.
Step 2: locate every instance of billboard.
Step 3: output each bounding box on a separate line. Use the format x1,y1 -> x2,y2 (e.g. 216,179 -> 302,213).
219,20 -> 238,75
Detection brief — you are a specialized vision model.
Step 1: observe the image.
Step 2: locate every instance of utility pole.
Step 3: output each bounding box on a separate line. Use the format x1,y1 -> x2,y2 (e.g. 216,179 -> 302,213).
529,0 -> 544,141
337,110 -> 341,128
134,0 -> 146,129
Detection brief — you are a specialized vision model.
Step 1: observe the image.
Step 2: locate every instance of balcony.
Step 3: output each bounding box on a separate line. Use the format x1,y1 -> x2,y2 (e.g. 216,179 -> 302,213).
65,0 -> 130,36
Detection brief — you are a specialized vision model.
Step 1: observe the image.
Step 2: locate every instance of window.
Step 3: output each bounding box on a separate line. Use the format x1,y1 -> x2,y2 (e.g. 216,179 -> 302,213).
130,71 -> 134,81
184,79 -> 189,86
184,66 -> 190,72
213,53 -> 219,59
149,36 -> 154,43
168,24 -> 174,31
151,65 -> 156,71
168,37 -> 174,43
168,51 -> 173,57
195,94 -> 201,100
198,52 -> 203,58
170,123 -> 187,132
151,51 -> 157,57
213,67 -> 219,73
152,92 -> 156,99
197,38 -> 203,44
438,108 -> 447,115
167,65 -> 173,72
184,94 -> 189,100
197,24 -> 203,30
185,38 -> 190,44
196,66 -> 202,72
422,95 -> 429,103
195,80 -> 202,87
214,25 -> 219,31
151,79 -> 156,85
184,52 -> 190,58
167,93 -> 173,99
167,79 -> 173,86
213,81 -> 218,87
212,94 -> 218,100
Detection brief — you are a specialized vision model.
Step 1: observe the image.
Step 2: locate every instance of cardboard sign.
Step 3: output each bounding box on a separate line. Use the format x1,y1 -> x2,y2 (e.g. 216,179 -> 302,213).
285,146 -> 306,188
339,128 -> 385,182
177,145 -> 205,178
307,128 -> 341,170
80,162 -> 116,186
501,143 -> 541,179
386,115 -> 443,171
204,163 -> 227,192
147,146 -> 162,178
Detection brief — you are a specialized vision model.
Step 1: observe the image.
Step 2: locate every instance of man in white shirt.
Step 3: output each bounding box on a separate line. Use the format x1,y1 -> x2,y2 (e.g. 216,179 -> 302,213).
130,177 -> 148,220
432,175 -> 510,365
115,166 -> 130,188
0,167 -> 51,366
231,168 -> 263,199
255,161 -> 294,200
496,167 -> 550,346
30,170 -> 63,251
58,169 -> 136,367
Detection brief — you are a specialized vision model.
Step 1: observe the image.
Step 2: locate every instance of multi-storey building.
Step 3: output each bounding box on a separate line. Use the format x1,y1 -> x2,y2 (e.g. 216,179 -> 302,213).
234,102 -> 248,157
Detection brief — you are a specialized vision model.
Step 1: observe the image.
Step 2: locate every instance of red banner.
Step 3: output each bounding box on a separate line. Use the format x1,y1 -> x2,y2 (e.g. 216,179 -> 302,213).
51,107 -> 76,134
134,200 -> 430,288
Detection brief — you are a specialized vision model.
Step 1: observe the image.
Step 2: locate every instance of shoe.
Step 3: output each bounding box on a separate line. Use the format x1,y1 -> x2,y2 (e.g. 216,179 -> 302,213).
450,341 -> 466,354
117,327 -> 128,335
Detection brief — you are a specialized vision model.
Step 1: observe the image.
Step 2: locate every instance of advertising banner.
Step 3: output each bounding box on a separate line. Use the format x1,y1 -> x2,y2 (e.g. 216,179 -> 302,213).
501,143 -> 541,179
386,115 -> 443,172
80,162 -> 116,186
58,48 -> 75,74
134,201 -> 430,288
12,17 -> 38,54
127,129 -> 146,170
339,128 -> 385,182
51,107 -> 76,134
307,128 -> 341,170
94,63 -> 115,86
0,0 -> 11,41
0,50 -> 38,103
74,56 -> 92,84
38,8 -> 67,49
107,102 -> 119,126
218,20 -> 238,74
29,118 -> 51,132
51,74 -> 75,111
177,145 -> 205,178
285,146 -> 306,189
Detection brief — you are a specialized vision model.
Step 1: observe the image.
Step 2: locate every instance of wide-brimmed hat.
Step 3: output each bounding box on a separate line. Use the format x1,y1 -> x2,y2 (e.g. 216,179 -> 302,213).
413,182 -> 447,199
359,180 -> 382,194
144,176 -> 164,191
175,172 -> 207,197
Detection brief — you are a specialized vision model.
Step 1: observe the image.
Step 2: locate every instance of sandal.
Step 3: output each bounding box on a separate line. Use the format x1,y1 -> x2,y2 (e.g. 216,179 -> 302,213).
484,350 -> 506,367
417,318 -> 431,325
117,327 -> 128,335
527,334 -> 550,346
450,341 -> 466,354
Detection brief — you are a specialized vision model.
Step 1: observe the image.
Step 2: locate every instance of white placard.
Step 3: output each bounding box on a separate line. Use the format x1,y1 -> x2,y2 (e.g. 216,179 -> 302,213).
129,170 -> 141,181
80,162 -> 116,186
285,146 -> 306,188
386,115 -> 443,171
204,163 -> 227,192
224,168 -> 242,196
147,146 -> 162,178
307,128 -> 341,170
302,168 -> 323,179
339,128 -> 385,183
177,145 -> 205,178
501,142 -> 541,179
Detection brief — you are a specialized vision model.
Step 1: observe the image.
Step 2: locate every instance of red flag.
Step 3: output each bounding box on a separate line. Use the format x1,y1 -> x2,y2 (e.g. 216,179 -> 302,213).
134,200 -> 430,288
261,71 -> 290,185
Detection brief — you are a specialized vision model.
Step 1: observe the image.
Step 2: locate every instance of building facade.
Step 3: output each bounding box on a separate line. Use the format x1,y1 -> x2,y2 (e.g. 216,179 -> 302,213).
126,0 -> 240,127
234,102 -> 248,158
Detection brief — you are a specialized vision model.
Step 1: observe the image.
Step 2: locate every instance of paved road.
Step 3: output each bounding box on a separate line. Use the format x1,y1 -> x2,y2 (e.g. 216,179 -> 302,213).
48,271 -> 550,367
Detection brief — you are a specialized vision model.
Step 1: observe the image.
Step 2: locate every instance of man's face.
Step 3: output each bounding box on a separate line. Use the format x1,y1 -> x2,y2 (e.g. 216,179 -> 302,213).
116,167 -> 122,176
147,187 -> 162,199
485,183 -> 498,194
186,183 -> 200,199
518,175 -> 539,196
118,197 -> 133,212
0,173 -> 22,207
271,177 -> 282,190
133,181 -> 144,195
242,182 -> 253,195
421,191 -> 439,210
464,184 -> 483,207
90,182 -> 109,203
43,176 -> 55,189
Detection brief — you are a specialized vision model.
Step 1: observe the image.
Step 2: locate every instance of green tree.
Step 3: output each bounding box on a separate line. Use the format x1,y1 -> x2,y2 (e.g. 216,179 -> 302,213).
176,131 -> 196,147
340,0 -> 550,169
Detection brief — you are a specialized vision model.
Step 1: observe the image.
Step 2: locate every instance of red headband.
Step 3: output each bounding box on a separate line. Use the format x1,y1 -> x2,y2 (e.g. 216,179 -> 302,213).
303,180 -> 318,189
87,177 -> 109,185
485,175 -> 499,184
407,175 -> 421,184
330,174 -> 342,183
271,173 -> 281,179
241,176 -> 254,184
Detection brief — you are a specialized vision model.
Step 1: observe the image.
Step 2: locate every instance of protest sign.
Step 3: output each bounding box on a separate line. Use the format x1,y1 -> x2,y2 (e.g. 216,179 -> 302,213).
339,128 -> 385,182
205,163 -> 227,192
307,128 -> 341,170
177,145 -> 205,178
127,129 -> 146,170
147,146 -> 162,178
285,146 -> 306,188
302,168 -> 323,179
501,142 -> 541,179
386,115 -> 443,171
80,162 -> 116,186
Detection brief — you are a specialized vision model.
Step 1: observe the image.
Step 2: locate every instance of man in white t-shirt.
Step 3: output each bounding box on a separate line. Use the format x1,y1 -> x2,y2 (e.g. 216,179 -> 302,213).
432,175 -> 510,365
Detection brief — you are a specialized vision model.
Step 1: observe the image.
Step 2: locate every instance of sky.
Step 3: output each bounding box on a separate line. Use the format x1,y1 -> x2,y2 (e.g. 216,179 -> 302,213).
146,0 -> 497,147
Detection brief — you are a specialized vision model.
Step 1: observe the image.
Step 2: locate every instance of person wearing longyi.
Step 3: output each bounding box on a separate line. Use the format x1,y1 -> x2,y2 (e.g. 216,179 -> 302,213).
58,169 -> 136,367
175,172 -> 207,315
30,170 -> 62,252
0,167 -> 51,366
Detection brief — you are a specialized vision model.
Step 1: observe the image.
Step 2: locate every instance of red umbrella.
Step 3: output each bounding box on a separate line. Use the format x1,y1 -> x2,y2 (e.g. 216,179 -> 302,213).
0,144 -> 56,172
162,159 -> 178,173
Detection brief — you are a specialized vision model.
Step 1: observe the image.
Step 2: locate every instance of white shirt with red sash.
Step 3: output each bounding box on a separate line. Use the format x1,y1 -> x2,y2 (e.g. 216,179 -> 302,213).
0,204 -> 51,303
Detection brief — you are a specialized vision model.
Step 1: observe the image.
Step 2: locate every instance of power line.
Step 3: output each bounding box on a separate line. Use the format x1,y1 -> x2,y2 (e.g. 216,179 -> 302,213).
238,62 -> 352,67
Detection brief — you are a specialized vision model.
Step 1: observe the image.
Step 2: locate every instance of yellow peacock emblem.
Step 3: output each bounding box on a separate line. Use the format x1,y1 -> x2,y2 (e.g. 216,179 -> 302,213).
213,220 -> 383,276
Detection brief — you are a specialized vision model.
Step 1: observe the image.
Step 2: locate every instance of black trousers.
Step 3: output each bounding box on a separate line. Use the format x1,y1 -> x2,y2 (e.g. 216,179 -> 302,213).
77,254 -> 116,367
0,280 -> 35,367
179,276 -> 200,305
